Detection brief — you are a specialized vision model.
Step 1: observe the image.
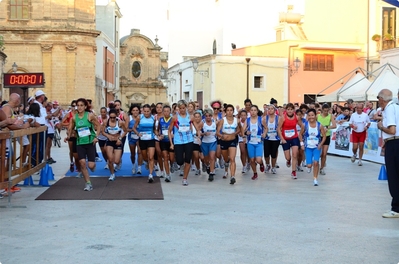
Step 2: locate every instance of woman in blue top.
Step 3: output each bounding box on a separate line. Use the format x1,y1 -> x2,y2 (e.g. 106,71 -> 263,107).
300,109 -> 326,186
155,105 -> 175,183
243,105 -> 267,180
168,100 -> 195,186
132,104 -> 156,183
127,104 -> 142,175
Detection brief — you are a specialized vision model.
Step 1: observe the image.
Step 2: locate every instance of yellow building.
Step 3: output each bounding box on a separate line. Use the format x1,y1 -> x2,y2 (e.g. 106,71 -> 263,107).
0,0 -> 99,108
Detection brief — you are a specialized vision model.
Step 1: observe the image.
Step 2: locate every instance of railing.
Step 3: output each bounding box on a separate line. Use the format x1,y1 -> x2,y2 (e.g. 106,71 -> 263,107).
0,126 -> 47,202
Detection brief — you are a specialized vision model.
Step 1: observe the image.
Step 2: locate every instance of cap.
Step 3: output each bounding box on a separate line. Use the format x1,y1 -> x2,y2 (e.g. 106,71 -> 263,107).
52,100 -> 59,105
27,97 -> 34,103
35,90 -> 45,98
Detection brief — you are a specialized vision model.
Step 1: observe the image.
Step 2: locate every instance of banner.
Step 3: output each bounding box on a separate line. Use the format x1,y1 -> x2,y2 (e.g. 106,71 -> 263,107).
383,0 -> 399,7
328,122 -> 385,164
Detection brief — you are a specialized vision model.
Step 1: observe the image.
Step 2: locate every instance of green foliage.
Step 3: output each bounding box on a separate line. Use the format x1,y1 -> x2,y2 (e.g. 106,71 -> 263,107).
371,34 -> 381,41
0,35 -> 4,51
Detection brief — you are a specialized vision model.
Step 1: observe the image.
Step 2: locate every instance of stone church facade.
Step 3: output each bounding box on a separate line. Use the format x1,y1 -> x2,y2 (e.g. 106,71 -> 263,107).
0,0 -> 99,109
119,29 -> 167,107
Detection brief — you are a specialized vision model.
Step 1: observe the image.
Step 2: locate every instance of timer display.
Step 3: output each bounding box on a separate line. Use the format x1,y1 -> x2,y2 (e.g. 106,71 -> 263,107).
3,73 -> 45,87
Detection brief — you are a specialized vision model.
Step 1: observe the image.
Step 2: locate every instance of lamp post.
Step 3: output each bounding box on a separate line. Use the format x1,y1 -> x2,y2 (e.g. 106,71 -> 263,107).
12,62 -> 18,73
245,58 -> 251,99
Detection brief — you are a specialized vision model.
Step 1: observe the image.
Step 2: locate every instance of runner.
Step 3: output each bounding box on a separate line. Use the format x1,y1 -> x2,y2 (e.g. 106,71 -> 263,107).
277,103 -> 304,179
154,102 -> 164,177
97,107 -> 109,168
349,102 -> 371,166
66,98 -> 101,191
127,104 -> 142,174
216,104 -> 243,184
263,105 -> 280,174
132,104 -> 156,183
211,100 -> 225,170
192,111 -> 204,176
103,109 -> 126,181
168,100 -> 194,186
199,108 -> 218,181
302,109 -> 326,186
114,100 -> 128,169
238,109 -> 249,174
156,105 -> 174,182
317,103 -> 336,175
61,100 -> 79,173
243,105 -> 266,180
296,109 -> 305,172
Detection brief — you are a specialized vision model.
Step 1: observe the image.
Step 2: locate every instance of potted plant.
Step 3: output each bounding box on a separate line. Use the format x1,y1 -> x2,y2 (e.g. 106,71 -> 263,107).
372,34 -> 381,41
384,33 -> 394,41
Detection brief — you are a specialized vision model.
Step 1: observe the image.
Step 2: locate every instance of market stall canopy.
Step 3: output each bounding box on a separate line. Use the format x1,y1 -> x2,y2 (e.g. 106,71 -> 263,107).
382,0 -> 399,8
317,72 -> 371,102
365,68 -> 399,101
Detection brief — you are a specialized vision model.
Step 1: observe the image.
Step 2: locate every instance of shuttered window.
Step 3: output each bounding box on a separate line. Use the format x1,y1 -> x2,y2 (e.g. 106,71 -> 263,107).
304,54 -> 334,72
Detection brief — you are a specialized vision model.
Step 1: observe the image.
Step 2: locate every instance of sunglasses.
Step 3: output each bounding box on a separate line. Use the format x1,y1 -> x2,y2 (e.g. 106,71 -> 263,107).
72,105 -> 76,107
213,108 -> 220,110
109,117 -> 116,119
377,96 -> 381,99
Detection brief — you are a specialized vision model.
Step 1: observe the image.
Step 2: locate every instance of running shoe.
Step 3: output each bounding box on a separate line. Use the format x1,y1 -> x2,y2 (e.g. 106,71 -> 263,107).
302,161 -> 306,167
159,171 -> 165,178
296,165 -> 303,172
148,175 -> 154,183
230,177 -> 236,184
104,164 -> 109,170
195,169 -> 201,175
202,163 -> 207,172
137,166 -> 142,174
84,183 -> 93,191
76,172 -> 83,178
291,171 -> 297,179
351,155 -> 356,163
307,167 -> 312,173
109,174 -> 116,181
206,166 -> 211,175
132,167 -> 136,175
251,173 -> 258,180
114,164 -> 118,171
69,162 -> 75,172
266,164 -> 271,173
276,163 -> 280,169
358,160 -> 363,166
382,210 -> 399,218
116,163 -> 122,171
260,164 -> 265,173
271,168 -> 277,174
208,173 -> 214,182
223,171 -> 228,179
286,160 -> 291,168
313,179 -> 318,186
7,186 -> 21,192
219,159 -> 225,169
241,168 -> 246,174
179,170 -> 183,177
182,179 -> 188,186
170,164 -> 175,173
245,163 -> 251,172
165,175 -> 171,182
320,168 -> 326,175
95,157 -> 102,162
155,165 -> 159,171
191,164 -> 196,171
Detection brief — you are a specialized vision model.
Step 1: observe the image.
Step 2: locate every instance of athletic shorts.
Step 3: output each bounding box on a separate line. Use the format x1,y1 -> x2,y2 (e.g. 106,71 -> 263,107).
201,141 -> 217,156
76,143 -> 96,162
352,131 -> 366,143
68,137 -> 77,153
247,143 -> 263,159
263,140 -> 280,159
46,133 -> 54,140
174,142 -> 194,165
220,138 -> 238,150
105,140 -> 123,150
139,139 -> 155,150
160,141 -> 174,152
98,139 -> 107,148
323,136 -> 331,146
281,137 -> 300,151
305,147 -> 321,164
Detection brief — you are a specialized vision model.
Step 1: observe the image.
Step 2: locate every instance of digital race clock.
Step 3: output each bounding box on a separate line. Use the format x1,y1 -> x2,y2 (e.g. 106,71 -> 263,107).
3,73 -> 45,88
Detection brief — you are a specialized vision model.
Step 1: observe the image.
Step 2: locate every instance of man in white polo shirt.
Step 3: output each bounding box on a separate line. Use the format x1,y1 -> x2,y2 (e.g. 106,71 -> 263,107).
349,102 -> 371,166
31,90 -> 47,166
377,89 -> 399,218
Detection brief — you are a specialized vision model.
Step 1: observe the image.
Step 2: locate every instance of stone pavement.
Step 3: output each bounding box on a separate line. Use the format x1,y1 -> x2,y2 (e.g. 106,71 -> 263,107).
0,130 -> 398,264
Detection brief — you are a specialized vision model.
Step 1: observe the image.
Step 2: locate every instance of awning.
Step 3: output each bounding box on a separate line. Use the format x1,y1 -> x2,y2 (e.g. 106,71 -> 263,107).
383,0 -> 399,8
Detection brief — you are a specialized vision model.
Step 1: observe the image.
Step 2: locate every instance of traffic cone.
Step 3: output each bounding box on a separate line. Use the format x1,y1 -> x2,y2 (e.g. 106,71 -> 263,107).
378,165 -> 388,181
38,165 -> 50,186
23,175 -> 34,186
47,165 -> 55,180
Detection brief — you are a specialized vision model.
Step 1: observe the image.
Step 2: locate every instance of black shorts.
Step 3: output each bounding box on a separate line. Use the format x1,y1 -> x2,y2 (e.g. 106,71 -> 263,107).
106,140 -> 123,150
263,140 -> 280,159
175,142 -> 194,165
160,141 -> 174,152
76,143 -> 96,162
46,133 -> 54,140
139,139 -> 156,150
193,143 -> 202,152
323,136 -> 331,146
98,139 -> 107,148
68,137 -> 77,153
220,138 -> 238,150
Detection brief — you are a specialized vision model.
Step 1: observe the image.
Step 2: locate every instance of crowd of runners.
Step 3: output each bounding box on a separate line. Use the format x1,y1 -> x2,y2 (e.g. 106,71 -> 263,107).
54,95 -> 379,191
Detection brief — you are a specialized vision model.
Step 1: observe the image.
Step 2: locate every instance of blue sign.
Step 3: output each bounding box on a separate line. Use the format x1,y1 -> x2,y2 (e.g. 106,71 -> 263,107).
383,0 -> 399,7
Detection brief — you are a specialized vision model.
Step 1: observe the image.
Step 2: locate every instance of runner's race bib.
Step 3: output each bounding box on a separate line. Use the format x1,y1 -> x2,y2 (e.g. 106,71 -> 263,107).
77,127 -> 90,137
284,129 -> 295,138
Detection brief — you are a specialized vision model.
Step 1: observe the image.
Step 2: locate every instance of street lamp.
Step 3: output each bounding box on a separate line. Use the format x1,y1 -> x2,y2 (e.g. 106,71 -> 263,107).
192,59 -> 209,77
12,62 -> 18,73
289,57 -> 301,76
246,58 -> 251,99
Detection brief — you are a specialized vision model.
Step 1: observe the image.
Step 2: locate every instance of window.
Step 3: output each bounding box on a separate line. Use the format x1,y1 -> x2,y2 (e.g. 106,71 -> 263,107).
10,0 -> 29,20
213,40 -> 217,55
382,7 -> 396,38
131,61 -> 141,78
252,75 -> 266,90
304,54 -> 334,72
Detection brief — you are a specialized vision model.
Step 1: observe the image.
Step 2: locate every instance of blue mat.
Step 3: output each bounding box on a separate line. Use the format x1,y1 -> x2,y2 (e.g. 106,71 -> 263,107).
65,153 -> 149,177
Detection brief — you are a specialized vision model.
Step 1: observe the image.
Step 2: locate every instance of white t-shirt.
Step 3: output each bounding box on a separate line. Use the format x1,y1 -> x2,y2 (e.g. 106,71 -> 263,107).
34,100 -> 47,125
382,101 -> 399,140
349,112 -> 370,133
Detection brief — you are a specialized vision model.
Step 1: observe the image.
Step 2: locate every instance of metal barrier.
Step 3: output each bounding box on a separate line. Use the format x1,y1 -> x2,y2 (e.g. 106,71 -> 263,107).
0,126 -> 47,205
